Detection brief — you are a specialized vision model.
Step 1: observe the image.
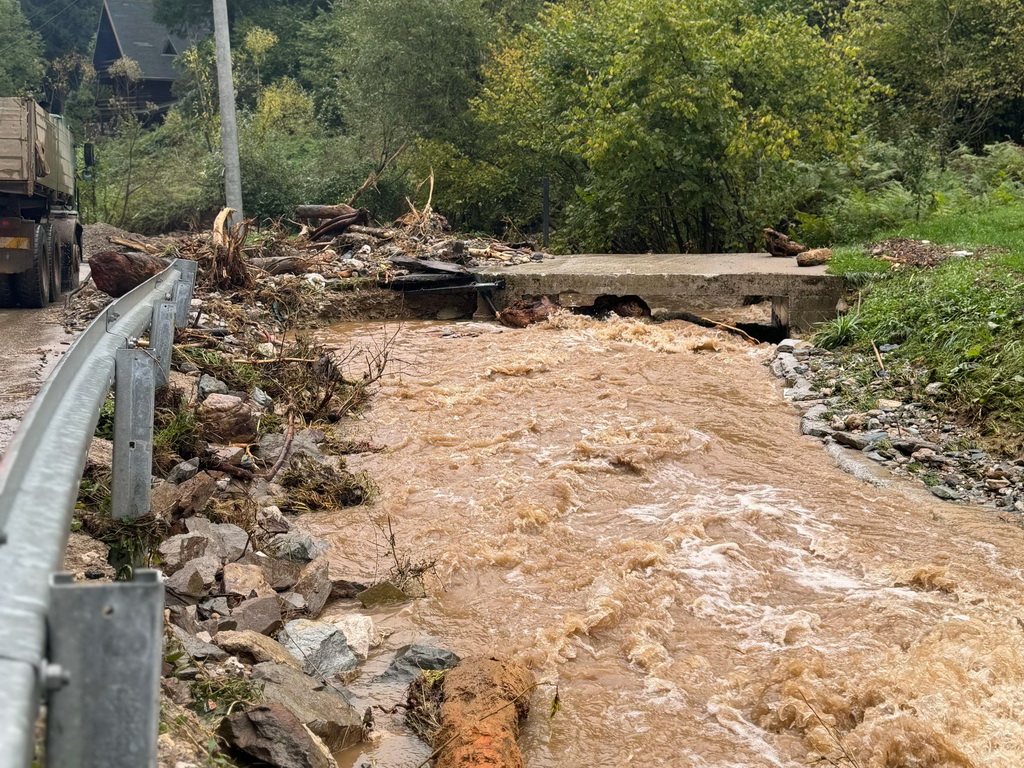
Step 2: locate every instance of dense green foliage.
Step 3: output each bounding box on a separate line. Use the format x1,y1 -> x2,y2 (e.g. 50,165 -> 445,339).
2,0 -> 1023,248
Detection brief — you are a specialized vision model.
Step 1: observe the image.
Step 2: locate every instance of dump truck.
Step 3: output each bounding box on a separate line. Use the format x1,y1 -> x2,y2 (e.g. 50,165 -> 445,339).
0,97 -> 82,308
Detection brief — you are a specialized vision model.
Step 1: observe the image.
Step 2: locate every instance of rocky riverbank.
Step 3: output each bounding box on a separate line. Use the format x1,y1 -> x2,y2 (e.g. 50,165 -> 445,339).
771,340 -> 1024,512
65,270 -> 466,768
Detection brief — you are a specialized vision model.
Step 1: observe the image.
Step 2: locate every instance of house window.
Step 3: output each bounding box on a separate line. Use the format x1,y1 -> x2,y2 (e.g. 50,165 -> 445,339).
163,40 -> 177,55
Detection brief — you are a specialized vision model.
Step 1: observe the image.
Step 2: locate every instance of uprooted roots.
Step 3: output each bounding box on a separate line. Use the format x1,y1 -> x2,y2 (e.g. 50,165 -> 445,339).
406,670 -> 447,741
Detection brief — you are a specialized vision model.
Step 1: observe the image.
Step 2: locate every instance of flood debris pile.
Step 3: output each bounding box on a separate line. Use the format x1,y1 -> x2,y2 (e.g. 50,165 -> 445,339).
771,339 -> 1024,509
867,237 -> 1006,268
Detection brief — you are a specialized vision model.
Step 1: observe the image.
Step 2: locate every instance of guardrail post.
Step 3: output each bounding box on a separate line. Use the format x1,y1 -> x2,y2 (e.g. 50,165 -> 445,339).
149,301 -> 176,386
173,260 -> 197,328
111,348 -> 156,520
45,571 -> 164,768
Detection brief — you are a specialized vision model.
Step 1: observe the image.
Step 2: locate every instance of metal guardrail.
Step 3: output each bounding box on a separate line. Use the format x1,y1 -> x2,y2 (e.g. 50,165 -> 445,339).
0,259 -> 197,768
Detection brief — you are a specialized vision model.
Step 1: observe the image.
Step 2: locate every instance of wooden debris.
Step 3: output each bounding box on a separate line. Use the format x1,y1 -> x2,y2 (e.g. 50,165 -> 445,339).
498,296 -> 557,328
797,247 -> 833,267
763,228 -> 808,258
250,256 -> 311,275
294,204 -> 357,220
89,250 -> 169,298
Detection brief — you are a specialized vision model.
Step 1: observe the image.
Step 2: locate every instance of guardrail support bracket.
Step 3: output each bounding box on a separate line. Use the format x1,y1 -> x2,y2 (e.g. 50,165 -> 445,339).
149,301 -> 177,385
45,571 -> 164,768
111,348 -> 156,520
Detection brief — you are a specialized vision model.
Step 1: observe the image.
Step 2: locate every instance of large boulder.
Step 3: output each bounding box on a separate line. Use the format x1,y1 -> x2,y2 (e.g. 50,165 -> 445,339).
237,551 -> 302,591
198,394 -> 257,443
218,704 -> 337,768
165,555 -> 221,603
279,619 -> 358,679
151,473 -> 218,520
231,596 -> 284,635
158,533 -> 211,575
222,563 -> 275,599
330,615 -> 377,660
268,531 -> 330,563
184,517 -> 250,561
252,662 -> 362,752
377,644 -> 460,684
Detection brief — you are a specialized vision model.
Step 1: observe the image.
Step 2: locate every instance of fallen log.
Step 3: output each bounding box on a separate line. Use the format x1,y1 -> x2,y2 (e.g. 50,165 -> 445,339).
249,255 -> 311,275
431,656 -> 535,768
763,228 -> 808,258
797,247 -> 833,267
294,203 -> 358,220
108,236 -> 162,254
390,255 -> 471,275
89,250 -> 169,298
310,208 -> 370,241
347,224 -> 396,239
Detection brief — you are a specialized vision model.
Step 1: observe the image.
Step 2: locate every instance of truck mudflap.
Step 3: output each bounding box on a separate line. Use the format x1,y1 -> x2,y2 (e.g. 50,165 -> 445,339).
0,217 -> 35,274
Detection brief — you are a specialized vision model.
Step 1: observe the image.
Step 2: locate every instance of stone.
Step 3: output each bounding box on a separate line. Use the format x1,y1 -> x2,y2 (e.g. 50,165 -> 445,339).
85,437 -> 114,473
168,605 -> 202,634
218,704 -> 337,768
833,431 -> 877,451
212,445 -> 246,465
257,505 -> 291,534
930,485 -> 961,501
877,399 -> 902,411
254,342 -> 277,359
330,579 -> 369,600
185,517 -> 250,561
259,430 -> 325,470
800,404 -> 832,438
377,644 -> 460,683
925,382 -> 946,396
198,374 -> 229,401
987,478 -> 1011,491
214,630 -> 302,670
268,531 -> 330,563
784,381 -> 819,402
776,338 -> 801,354
151,473 -> 218,520
252,387 -> 273,410
165,556 -> 221,600
294,557 -> 332,618
252,663 -> 362,752
231,596 -> 285,635
356,581 -> 411,608
199,596 -> 230,620
166,458 -> 201,484
162,677 -> 194,707
237,551 -> 302,591
331,615 -> 377,659
223,563 -> 276,598
158,533 -> 211,575
198,394 -> 257,443
279,619 -> 358,678
170,624 -> 228,661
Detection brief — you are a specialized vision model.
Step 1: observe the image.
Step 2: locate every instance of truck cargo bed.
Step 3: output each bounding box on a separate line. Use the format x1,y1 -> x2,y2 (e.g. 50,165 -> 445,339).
0,98 -> 75,201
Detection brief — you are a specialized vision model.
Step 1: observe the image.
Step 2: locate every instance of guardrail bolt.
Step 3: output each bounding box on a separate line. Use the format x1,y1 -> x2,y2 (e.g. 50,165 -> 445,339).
43,662 -> 70,691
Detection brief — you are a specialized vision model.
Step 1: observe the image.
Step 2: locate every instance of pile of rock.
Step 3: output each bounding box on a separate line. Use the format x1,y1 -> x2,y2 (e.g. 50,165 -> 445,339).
771,339 -> 1024,508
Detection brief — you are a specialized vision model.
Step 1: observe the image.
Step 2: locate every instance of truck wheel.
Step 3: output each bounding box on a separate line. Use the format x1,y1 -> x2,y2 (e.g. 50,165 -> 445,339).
13,226 -> 51,308
0,275 -> 15,308
60,241 -> 81,292
46,228 -> 60,302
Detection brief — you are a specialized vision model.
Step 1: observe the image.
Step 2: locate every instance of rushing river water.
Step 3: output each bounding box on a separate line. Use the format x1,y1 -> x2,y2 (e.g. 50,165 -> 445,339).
311,316 -> 1024,768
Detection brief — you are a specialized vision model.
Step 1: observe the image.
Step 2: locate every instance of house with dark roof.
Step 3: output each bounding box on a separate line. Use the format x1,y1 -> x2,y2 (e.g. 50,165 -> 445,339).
92,0 -> 205,117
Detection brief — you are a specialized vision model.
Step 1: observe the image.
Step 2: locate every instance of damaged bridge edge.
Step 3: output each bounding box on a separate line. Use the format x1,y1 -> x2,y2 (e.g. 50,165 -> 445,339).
0,259 -> 196,767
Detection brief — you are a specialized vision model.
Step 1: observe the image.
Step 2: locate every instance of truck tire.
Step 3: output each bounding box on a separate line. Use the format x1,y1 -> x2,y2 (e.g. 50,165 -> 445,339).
0,275 -> 15,308
13,226 -> 51,308
60,240 -> 81,292
45,226 -> 60,302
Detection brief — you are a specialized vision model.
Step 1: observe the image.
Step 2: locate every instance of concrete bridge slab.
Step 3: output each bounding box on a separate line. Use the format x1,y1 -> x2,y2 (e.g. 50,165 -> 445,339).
477,253 -> 847,331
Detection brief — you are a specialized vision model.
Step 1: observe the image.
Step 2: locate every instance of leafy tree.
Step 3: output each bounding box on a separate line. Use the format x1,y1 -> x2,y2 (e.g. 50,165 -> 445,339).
19,0 -> 103,58
0,0 -> 43,96
475,0 -> 869,251
846,0 -> 1024,149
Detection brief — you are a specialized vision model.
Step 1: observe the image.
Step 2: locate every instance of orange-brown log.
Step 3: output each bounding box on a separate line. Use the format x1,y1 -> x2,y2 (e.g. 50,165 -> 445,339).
433,655 -> 534,768
89,250 -> 169,297
294,204 -> 358,220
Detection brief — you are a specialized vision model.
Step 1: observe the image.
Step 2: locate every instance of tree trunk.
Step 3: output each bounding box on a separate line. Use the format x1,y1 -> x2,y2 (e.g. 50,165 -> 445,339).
89,250 -> 169,298
294,204 -> 358,220
433,656 -> 534,768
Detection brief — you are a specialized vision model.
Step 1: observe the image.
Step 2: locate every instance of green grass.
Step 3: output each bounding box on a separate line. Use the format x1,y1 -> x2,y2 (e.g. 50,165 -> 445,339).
816,200 -> 1024,453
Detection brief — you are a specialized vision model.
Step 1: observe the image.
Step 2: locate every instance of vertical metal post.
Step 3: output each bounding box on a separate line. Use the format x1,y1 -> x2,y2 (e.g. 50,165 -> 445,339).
45,571 -> 164,768
542,177 -> 550,250
111,348 -> 156,520
149,301 -> 176,385
213,0 -> 243,225
173,259 -> 198,328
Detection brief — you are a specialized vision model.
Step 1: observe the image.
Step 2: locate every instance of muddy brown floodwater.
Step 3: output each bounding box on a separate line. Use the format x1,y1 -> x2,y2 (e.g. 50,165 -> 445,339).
312,316 -> 1024,768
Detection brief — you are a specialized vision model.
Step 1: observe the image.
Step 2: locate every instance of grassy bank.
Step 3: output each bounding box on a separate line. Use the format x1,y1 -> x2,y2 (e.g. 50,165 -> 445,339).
816,201 -> 1024,453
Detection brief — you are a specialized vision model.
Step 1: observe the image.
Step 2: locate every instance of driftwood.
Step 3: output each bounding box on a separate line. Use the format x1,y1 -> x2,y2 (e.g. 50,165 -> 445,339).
429,656 -> 534,768
797,247 -> 833,267
763,228 -> 808,258
310,208 -> 371,241
498,296 -> 557,328
294,204 -> 357,220
108,236 -> 162,255
90,250 -> 169,298
249,255 -> 310,275
347,224 -> 396,239
390,255 -> 471,275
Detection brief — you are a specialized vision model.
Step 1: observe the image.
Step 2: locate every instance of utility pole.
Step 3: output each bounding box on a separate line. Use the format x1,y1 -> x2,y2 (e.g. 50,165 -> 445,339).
212,0 -> 243,225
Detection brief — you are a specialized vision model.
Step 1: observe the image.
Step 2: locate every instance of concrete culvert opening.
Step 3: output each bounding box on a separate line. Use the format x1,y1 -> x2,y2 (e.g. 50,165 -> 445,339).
589,295 -> 652,319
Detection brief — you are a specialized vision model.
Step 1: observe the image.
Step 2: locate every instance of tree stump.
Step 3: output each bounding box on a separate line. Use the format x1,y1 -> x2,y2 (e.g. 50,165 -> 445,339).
89,250 -> 168,297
